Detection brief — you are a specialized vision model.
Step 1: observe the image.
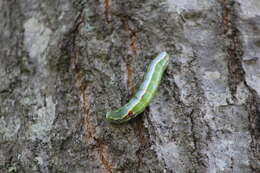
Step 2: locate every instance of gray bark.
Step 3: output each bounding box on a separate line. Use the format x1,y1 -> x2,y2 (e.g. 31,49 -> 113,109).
0,0 -> 260,172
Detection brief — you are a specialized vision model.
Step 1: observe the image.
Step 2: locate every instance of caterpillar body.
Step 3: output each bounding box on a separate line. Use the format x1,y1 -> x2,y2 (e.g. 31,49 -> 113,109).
106,52 -> 170,123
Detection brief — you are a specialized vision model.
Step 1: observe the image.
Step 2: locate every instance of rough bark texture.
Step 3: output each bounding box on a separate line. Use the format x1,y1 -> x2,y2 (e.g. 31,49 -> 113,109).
0,0 -> 260,172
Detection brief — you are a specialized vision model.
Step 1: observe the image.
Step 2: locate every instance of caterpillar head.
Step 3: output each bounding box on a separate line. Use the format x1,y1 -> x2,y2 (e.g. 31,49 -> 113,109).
106,109 -> 135,124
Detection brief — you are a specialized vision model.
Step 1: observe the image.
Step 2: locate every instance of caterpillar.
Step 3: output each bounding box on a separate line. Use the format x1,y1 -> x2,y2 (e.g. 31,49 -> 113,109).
106,52 -> 170,123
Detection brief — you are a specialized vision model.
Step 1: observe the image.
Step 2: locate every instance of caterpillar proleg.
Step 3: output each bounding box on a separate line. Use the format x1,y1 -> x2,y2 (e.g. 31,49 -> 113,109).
106,52 -> 169,123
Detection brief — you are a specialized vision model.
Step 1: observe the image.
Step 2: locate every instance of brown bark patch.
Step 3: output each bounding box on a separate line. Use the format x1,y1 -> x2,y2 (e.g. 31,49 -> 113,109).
104,0 -> 111,23
61,12 -> 113,173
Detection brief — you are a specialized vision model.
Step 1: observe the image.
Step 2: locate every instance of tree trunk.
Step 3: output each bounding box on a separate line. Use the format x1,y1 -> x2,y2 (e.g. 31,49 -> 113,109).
0,0 -> 260,172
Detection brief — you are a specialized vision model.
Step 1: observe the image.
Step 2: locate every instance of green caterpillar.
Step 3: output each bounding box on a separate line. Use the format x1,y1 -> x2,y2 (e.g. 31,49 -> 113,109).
106,52 -> 169,123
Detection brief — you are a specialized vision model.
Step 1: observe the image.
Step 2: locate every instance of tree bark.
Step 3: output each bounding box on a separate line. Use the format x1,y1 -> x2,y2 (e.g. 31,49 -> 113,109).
0,0 -> 260,172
